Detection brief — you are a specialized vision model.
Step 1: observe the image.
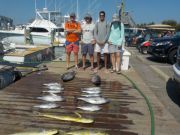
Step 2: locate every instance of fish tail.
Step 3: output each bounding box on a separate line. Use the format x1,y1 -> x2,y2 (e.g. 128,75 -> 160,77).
74,111 -> 82,118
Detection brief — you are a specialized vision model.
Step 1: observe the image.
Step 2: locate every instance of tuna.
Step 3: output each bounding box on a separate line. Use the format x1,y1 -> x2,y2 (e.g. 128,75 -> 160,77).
77,105 -> 101,112
78,97 -> 109,105
61,70 -> 76,82
33,103 -> 59,109
91,74 -> 101,86
82,89 -> 101,94
42,89 -> 63,94
81,93 -> 101,98
37,94 -> 64,102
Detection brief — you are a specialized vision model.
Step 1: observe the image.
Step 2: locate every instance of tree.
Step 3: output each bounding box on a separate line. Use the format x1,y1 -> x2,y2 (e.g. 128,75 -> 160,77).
162,20 -> 177,27
176,23 -> 180,32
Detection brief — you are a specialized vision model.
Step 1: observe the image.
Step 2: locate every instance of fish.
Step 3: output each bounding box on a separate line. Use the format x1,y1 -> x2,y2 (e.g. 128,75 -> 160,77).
81,87 -> 101,91
45,85 -> 63,90
10,129 -> 58,135
91,74 -> 101,86
78,97 -> 109,105
33,103 -> 59,109
37,94 -> 64,102
81,93 -> 100,98
77,105 -> 101,112
61,70 -> 76,82
82,90 -> 101,94
67,130 -> 109,135
43,82 -> 62,87
42,90 -> 63,94
38,112 -> 94,124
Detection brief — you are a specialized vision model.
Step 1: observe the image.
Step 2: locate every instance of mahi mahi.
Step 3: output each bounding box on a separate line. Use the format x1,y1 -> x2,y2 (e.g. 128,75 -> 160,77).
67,130 -> 109,135
10,129 -> 58,135
38,112 -> 94,124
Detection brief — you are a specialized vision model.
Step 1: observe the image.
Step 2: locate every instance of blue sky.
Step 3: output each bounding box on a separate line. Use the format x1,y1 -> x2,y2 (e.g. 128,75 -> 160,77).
0,0 -> 180,25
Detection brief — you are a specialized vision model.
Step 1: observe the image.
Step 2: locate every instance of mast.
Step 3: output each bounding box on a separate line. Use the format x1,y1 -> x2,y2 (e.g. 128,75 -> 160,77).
76,0 -> 79,20
55,0 -> 57,11
35,0 -> 37,18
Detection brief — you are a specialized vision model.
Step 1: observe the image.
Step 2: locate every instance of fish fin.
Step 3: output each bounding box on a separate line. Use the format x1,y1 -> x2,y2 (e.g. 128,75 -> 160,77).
74,112 -> 82,118
50,93 -> 58,96
32,111 -> 42,116
58,130 -> 67,135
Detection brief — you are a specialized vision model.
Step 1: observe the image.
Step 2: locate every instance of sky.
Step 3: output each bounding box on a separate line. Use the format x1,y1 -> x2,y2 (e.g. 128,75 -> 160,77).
0,0 -> 180,25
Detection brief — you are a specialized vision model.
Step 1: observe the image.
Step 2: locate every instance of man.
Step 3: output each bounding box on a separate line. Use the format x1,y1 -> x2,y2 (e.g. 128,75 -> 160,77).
81,13 -> 96,70
94,11 -> 109,72
65,12 -> 81,69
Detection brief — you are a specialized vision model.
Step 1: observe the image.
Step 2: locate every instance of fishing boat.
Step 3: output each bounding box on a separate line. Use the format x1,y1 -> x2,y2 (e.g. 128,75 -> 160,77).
0,5 -> 67,47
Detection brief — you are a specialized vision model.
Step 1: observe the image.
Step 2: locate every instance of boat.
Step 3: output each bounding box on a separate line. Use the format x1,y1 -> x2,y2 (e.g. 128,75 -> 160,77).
0,6 -> 67,47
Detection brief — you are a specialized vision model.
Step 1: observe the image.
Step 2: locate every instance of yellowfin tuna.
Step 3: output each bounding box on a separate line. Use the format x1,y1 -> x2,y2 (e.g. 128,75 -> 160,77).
10,129 -> 58,135
67,130 -> 109,135
38,112 -> 94,124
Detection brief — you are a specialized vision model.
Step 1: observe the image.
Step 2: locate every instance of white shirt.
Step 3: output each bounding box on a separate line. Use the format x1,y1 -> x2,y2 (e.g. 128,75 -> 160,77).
81,23 -> 95,44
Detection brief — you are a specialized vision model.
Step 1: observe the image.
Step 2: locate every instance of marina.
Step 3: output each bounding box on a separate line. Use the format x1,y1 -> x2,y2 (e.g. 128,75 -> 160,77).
0,0 -> 179,135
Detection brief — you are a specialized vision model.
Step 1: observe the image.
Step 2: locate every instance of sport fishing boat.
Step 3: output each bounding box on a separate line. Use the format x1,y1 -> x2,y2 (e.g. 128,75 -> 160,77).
0,7 -> 68,47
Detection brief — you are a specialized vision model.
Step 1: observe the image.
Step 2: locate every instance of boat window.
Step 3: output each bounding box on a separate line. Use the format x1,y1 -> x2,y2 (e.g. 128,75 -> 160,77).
30,28 -> 49,33
55,28 -> 64,32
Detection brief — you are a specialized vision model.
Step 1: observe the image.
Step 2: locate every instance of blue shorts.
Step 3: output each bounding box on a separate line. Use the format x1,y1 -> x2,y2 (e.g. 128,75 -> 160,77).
81,44 -> 94,55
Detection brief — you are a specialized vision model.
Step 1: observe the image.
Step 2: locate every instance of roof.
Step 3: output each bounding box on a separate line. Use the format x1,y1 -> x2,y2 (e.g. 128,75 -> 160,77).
28,19 -> 58,30
146,24 -> 175,31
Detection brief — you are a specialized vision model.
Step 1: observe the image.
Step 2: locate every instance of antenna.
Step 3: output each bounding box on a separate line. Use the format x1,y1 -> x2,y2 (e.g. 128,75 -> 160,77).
45,0 -> 47,8
55,0 -> 57,11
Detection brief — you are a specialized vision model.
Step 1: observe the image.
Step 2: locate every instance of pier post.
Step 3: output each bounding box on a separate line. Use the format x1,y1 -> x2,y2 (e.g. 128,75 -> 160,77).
24,27 -> 33,45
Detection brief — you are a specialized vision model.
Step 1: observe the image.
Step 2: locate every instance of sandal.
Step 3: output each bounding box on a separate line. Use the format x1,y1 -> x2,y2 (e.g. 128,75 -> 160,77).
116,70 -> 121,74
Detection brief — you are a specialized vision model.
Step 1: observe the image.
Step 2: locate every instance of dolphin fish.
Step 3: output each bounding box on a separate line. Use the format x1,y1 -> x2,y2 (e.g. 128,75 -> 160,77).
91,74 -> 101,86
67,130 -> 109,135
61,70 -> 76,82
10,129 -> 58,135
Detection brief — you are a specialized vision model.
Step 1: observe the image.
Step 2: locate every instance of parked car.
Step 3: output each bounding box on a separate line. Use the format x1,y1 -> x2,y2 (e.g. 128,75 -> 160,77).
173,46 -> 180,87
147,35 -> 180,64
137,33 -> 158,54
125,28 -> 146,47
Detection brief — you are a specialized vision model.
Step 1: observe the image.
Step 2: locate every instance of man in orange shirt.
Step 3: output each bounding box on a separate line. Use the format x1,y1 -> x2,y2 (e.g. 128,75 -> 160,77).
65,12 -> 81,70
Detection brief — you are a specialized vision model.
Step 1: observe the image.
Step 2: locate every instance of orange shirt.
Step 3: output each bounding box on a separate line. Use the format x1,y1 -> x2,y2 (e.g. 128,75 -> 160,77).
65,21 -> 81,42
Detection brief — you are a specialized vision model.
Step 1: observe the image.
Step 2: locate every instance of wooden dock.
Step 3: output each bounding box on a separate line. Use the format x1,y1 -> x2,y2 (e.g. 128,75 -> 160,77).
0,61 -> 179,134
